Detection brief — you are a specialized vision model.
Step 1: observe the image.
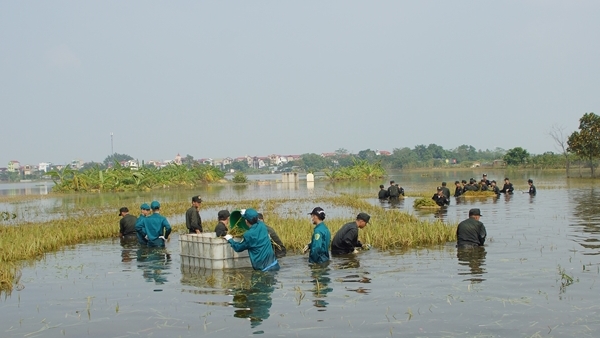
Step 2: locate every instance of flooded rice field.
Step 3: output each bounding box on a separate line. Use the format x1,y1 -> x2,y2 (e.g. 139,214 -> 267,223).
2,170 -> 600,337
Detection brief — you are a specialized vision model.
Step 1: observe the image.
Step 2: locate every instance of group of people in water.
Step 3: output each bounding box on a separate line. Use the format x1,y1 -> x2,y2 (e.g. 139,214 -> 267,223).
378,174 -> 537,207
118,201 -> 172,247
119,195 -> 372,272
222,207 -> 371,271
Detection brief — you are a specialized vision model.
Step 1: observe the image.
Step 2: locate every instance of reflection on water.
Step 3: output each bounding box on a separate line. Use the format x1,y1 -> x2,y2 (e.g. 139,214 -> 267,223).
310,263 -> 333,309
570,188 -> 600,255
136,247 -> 172,285
457,246 -> 487,283
434,206 -> 449,221
231,270 -> 277,328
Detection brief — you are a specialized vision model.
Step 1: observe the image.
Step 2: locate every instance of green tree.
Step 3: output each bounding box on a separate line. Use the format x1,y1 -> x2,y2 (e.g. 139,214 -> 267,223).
183,154 -> 195,166
452,145 -> 477,162
427,144 -> 447,160
301,153 -> 331,171
335,148 -> 349,155
231,160 -> 250,172
568,112 -> 600,177
504,147 -> 530,166
357,149 -> 377,161
103,153 -> 134,167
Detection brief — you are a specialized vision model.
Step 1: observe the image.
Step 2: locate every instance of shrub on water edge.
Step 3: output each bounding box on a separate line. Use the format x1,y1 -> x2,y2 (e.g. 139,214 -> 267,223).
232,172 -> 248,183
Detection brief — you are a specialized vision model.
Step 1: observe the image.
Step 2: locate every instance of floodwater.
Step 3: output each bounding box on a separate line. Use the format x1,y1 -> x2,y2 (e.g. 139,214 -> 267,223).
2,170 -> 600,337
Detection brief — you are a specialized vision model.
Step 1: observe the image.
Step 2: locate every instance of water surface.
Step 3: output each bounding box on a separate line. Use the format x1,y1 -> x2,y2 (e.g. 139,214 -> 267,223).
2,170 -> 600,337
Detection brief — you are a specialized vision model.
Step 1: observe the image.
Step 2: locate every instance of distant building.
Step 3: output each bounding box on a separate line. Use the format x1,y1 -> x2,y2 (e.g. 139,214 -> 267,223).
174,153 -> 182,165
22,164 -> 33,176
7,160 -> 20,172
123,160 -> 139,170
70,159 -> 83,170
38,162 -> 52,173
493,159 -> 506,167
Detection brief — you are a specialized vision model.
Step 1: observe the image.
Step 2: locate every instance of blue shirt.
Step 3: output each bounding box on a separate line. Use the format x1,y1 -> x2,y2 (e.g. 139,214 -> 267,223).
228,221 -> 279,271
136,212 -> 172,247
309,222 -> 331,264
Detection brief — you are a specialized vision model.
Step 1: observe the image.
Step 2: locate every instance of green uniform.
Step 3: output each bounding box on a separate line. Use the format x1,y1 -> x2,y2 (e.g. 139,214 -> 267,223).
228,221 -> 279,271
309,222 -> 331,264
136,213 -> 172,247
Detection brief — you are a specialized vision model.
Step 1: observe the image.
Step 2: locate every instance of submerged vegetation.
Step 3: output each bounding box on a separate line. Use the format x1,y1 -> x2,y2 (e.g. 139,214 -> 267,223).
462,191 -> 499,198
413,198 -> 439,209
0,194 -> 456,296
47,162 -> 225,192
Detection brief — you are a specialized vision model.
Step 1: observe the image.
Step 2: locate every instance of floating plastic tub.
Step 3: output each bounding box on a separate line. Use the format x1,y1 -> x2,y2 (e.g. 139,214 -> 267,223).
179,233 -> 252,269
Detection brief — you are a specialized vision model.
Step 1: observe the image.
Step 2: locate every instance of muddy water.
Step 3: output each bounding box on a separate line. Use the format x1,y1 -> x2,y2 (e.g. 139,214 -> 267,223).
2,171 -> 600,336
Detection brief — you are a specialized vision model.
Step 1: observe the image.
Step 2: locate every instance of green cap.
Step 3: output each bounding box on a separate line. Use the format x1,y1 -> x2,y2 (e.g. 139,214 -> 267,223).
150,201 -> 160,210
140,203 -> 150,210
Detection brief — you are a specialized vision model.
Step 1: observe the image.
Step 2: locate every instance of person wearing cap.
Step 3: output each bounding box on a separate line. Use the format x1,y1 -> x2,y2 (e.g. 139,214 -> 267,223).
456,208 -> 487,248
135,203 -> 151,245
526,179 -> 536,195
378,185 -> 389,200
461,180 -> 468,194
214,210 -> 230,237
258,213 -> 286,258
440,182 -> 451,200
432,187 -> 450,206
224,208 -> 279,271
465,178 -> 478,192
454,181 -> 463,197
482,174 -> 491,186
331,213 -> 370,255
118,207 -> 137,240
478,179 -> 489,191
135,201 -> 172,248
489,180 -> 500,195
186,195 -> 203,234
500,178 -> 514,194
304,207 -> 331,264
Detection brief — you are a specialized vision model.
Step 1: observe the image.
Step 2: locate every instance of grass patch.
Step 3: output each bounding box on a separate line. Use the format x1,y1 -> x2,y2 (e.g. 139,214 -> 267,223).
413,198 -> 439,209
462,191 -> 498,198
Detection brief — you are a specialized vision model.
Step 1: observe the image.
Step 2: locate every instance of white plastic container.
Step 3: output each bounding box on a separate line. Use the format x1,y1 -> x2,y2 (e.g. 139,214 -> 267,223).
179,233 -> 252,269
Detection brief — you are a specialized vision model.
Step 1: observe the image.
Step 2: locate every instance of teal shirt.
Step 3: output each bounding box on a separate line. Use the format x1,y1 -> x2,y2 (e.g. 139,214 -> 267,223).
135,215 -> 148,245
309,222 -> 331,264
136,213 -> 172,247
228,221 -> 279,271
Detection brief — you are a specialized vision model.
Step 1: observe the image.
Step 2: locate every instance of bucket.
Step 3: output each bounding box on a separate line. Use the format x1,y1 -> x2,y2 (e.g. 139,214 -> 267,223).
229,210 -> 249,232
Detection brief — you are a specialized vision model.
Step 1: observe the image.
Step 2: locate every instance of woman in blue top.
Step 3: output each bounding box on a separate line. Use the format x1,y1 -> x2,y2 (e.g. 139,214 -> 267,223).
225,208 -> 279,271
304,207 -> 331,264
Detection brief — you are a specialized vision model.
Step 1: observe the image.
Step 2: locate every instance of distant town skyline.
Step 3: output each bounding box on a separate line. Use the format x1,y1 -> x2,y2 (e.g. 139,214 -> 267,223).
3,142 -> 534,168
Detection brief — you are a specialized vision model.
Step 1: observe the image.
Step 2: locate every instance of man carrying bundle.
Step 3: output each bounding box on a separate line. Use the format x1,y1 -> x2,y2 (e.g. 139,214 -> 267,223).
432,187 -> 450,206
224,208 -> 279,271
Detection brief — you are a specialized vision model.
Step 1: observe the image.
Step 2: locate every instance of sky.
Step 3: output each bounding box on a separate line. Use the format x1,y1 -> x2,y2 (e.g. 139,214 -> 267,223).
1,1 -> 598,166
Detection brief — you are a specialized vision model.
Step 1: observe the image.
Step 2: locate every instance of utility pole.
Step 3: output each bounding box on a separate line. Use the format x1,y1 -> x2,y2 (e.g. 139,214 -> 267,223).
110,132 -> 114,157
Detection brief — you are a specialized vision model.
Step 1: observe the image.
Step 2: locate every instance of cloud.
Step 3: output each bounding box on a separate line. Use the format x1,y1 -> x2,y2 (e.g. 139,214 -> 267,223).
45,44 -> 81,69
